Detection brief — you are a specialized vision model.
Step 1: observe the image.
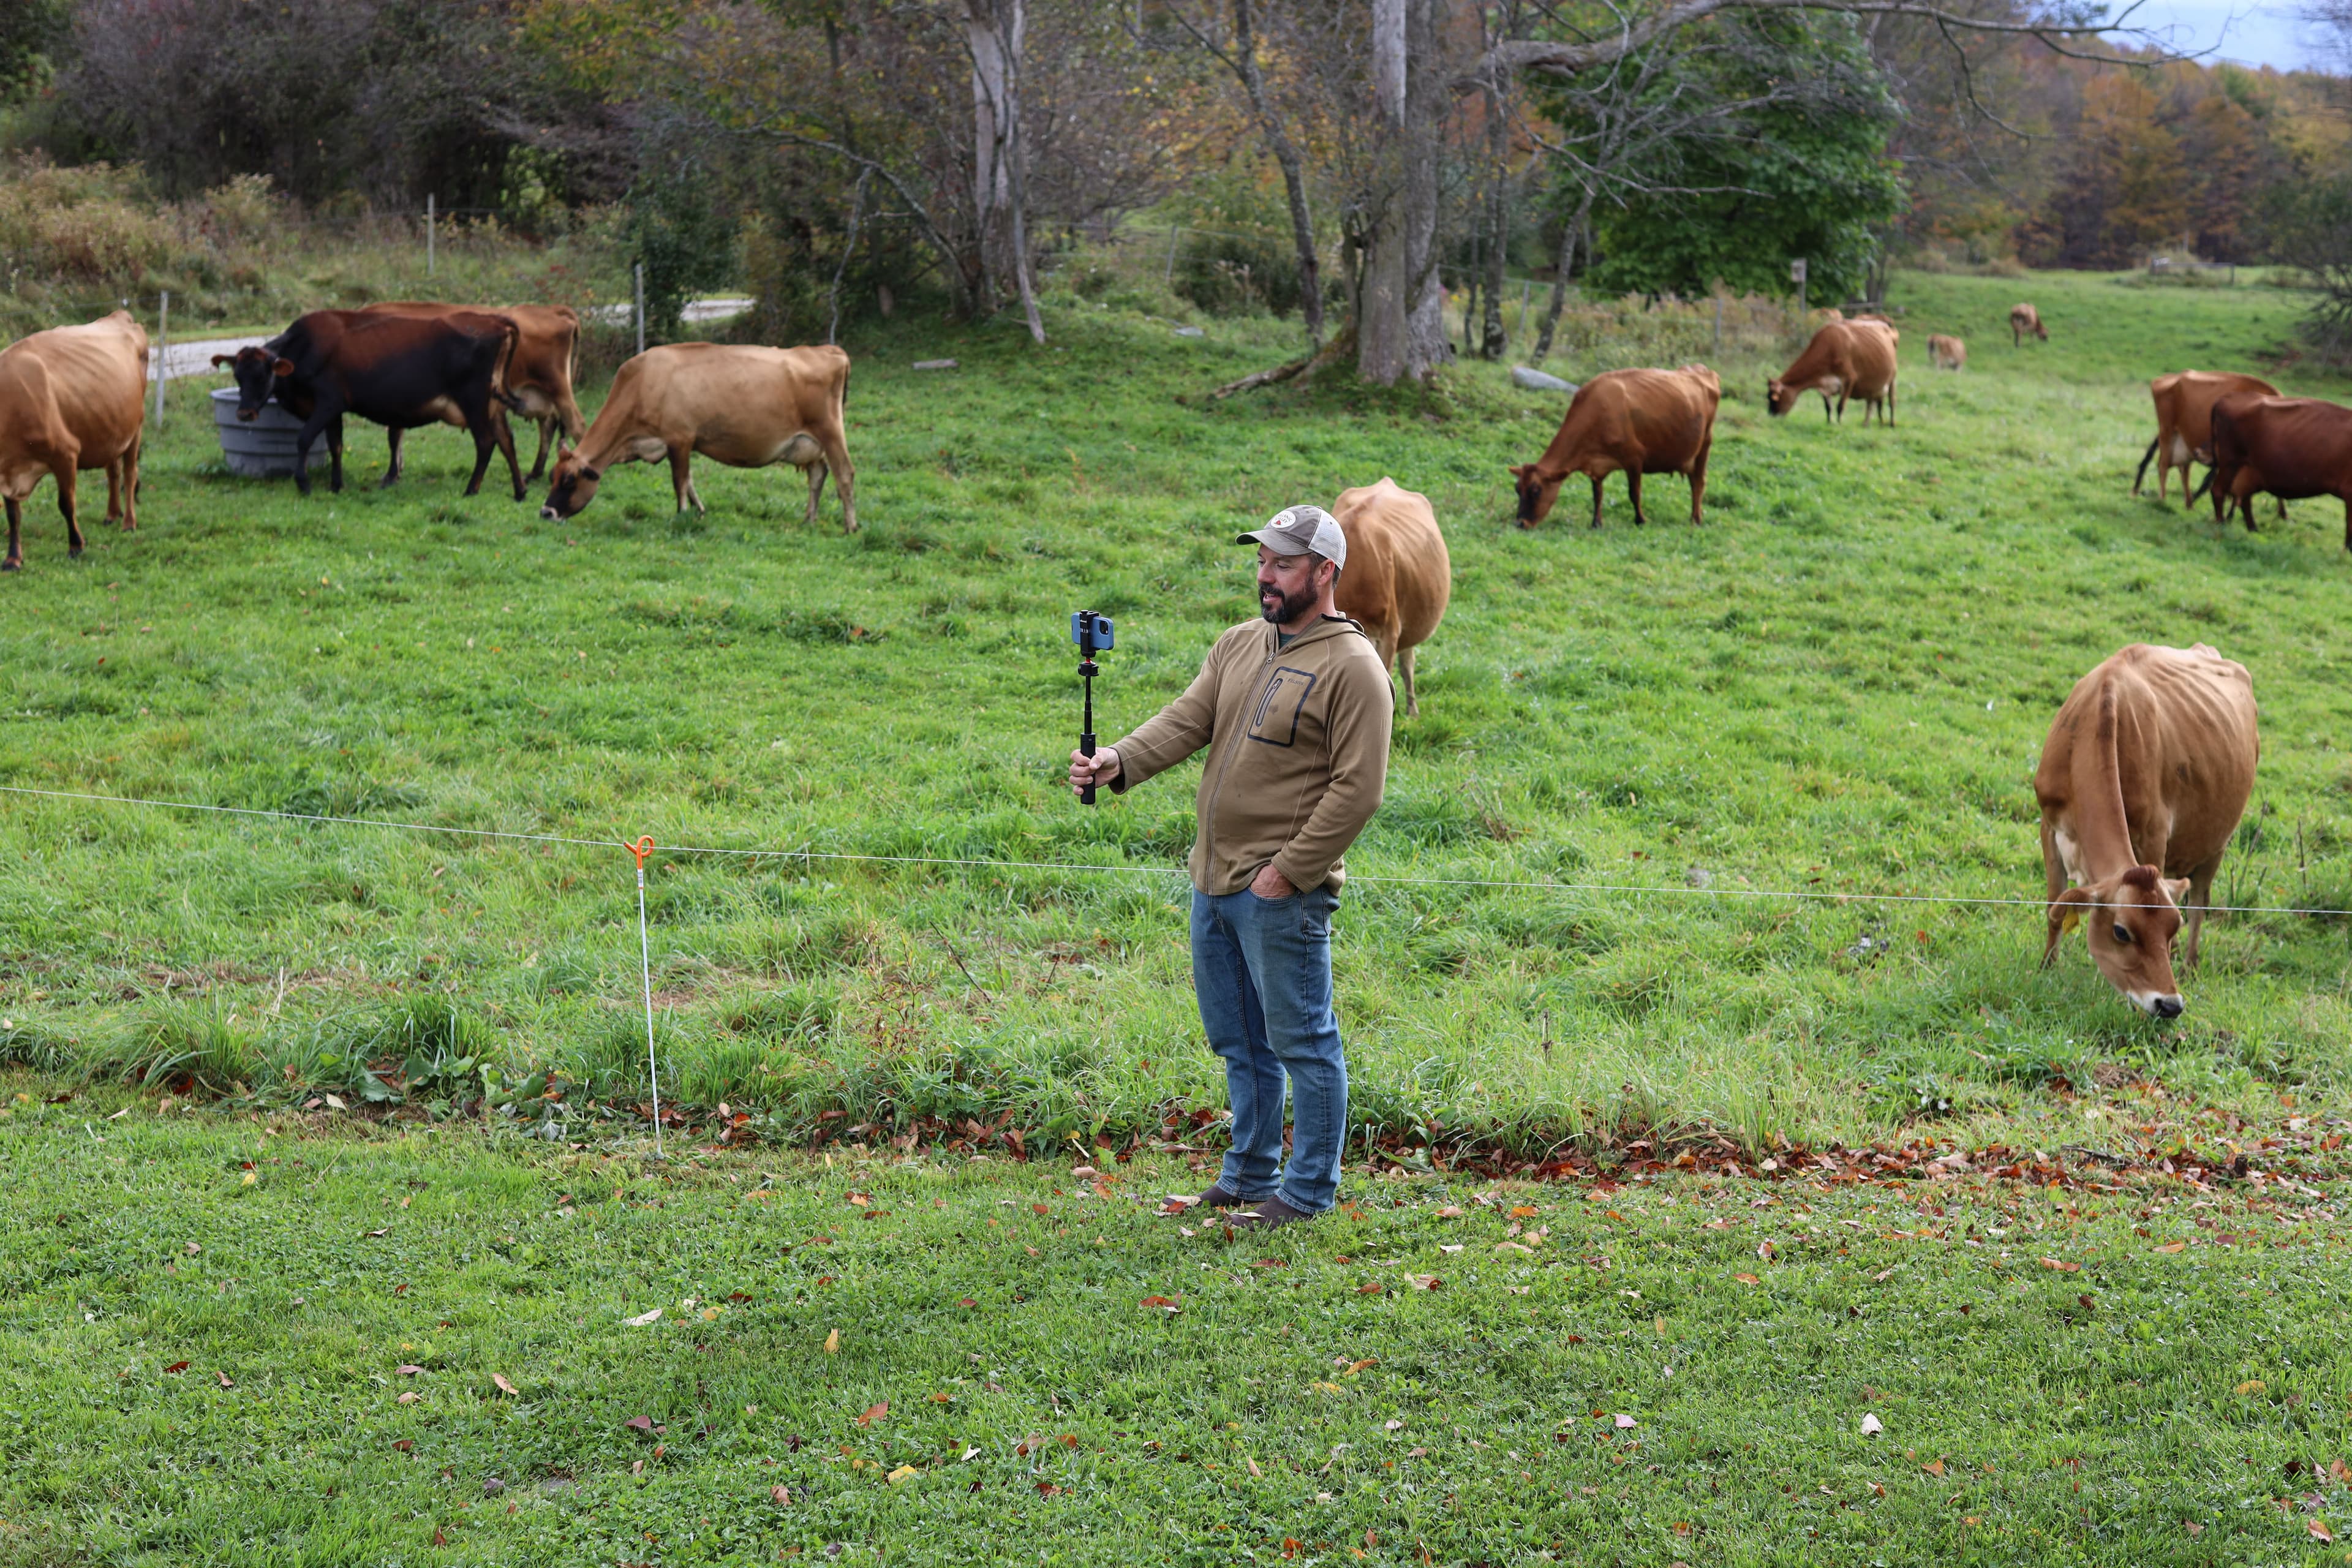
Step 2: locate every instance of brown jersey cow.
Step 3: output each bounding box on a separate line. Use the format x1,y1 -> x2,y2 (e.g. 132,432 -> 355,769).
1928,334 -> 1966,371
2010,303 -> 2047,345
1767,322 -> 1897,425
2133,371 -> 2278,507
361,302 -> 584,481
2035,643 -> 2257,1018
1507,365 -> 1719,529
1330,477 -> 1450,717
0,310 -> 148,570
2207,393 -> 2352,547
541,343 -> 855,530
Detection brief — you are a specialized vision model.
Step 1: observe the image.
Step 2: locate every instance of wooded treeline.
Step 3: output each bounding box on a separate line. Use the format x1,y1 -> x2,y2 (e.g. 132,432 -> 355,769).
4,0 -> 2350,375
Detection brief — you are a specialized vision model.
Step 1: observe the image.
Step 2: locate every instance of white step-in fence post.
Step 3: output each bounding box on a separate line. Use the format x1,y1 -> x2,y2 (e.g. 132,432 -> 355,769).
426,194 -> 435,278
153,290 -> 169,430
635,263 -> 646,356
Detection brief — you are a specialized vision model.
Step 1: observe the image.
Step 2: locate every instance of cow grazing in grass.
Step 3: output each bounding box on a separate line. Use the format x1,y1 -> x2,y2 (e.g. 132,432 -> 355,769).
1330,477 -> 1450,717
2009,303 -> 2047,345
361,301 -> 584,481
1928,334 -> 1966,371
1767,322 -> 1897,425
540,343 -> 856,530
215,310 -> 524,499
2035,643 -> 2257,1018
1508,364 -> 1719,530
2134,371 -> 2278,507
2207,393 -> 2352,546
0,310 -> 147,570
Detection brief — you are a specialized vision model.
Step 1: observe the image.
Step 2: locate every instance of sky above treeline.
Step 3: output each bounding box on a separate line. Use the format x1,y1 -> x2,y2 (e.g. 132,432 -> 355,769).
2123,1 -> 2332,70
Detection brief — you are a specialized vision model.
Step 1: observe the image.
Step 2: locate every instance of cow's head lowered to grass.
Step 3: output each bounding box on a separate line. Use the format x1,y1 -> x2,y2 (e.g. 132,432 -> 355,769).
212,345 -> 293,421
1507,463 -> 1562,527
2045,864 -> 2192,1018
540,447 -> 601,519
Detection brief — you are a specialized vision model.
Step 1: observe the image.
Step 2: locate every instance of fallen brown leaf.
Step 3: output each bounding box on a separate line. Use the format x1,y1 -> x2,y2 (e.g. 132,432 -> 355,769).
164,1361 -> 189,1374
624,1415 -> 654,1431
2155,1242 -> 2185,1254
393,1439 -> 413,1452
2038,1257 -> 2080,1273
491,1374 -> 518,1397
1733,1273 -> 1760,1286
396,1364 -> 424,1376
2309,1518 -> 2334,1544
824,1329 -> 840,1354
771,1483 -> 790,1504
856,1401 -> 889,1427
1923,1458 -> 1945,1476
216,1370 -> 235,1389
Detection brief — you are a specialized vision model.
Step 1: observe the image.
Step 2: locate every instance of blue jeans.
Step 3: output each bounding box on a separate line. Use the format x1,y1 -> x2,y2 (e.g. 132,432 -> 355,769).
1190,883 -> 1347,1214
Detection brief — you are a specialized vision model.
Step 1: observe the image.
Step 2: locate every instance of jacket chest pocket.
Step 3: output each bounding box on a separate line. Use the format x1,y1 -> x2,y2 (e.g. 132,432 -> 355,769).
1246,665 -> 1319,748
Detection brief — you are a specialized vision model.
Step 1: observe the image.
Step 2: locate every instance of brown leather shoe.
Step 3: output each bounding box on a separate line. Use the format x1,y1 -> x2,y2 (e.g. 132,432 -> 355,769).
1233,1193 -> 1319,1228
1189,1183 -> 1256,1210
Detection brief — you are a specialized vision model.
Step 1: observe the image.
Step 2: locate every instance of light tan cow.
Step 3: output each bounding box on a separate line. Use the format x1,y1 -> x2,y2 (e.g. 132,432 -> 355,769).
541,343 -> 855,530
2134,370 -> 2278,507
0,310 -> 147,570
361,301 -> 585,480
2035,643 -> 2258,1017
1928,334 -> 1966,371
2010,303 -> 2047,345
1767,322 -> 1898,425
1508,365 -> 1720,529
1330,477 -> 1450,718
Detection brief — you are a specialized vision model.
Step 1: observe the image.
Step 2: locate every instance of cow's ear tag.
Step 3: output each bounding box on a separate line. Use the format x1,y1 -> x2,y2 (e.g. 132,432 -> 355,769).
2059,908 -> 2082,934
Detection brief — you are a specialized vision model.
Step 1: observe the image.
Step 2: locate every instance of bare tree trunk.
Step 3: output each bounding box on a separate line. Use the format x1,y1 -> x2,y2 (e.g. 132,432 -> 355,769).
1231,0 -> 1323,346
1357,0 -> 1411,384
1531,196 -> 1589,364
1360,0 -> 1450,385
1479,58 -> 1511,360
964,0 -> 1045,343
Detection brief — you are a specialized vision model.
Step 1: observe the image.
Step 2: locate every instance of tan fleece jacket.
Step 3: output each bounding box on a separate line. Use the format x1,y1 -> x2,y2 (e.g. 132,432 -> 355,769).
1110,616 -> 1393,894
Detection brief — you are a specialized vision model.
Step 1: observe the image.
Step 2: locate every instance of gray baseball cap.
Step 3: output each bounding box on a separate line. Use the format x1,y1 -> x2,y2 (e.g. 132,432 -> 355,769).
1236,503 -> 1346,569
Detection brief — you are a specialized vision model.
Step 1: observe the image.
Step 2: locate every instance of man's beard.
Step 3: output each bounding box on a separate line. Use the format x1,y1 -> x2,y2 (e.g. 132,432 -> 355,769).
1260,582 -> 1315,625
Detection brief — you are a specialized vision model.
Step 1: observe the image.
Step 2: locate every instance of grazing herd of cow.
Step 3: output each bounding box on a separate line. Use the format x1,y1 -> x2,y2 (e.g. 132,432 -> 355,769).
0,292 -> 2326,1017
0,303 -> 858,570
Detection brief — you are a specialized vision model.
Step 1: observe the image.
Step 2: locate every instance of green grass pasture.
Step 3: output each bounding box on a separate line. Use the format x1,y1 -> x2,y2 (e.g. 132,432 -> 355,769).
6,1095 -> 2350,1567
3,269 -> 2352,1155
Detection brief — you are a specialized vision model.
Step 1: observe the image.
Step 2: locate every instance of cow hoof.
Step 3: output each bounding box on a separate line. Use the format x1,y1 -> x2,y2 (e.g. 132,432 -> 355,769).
1,557 -> 20,572
68,545 -> 83,558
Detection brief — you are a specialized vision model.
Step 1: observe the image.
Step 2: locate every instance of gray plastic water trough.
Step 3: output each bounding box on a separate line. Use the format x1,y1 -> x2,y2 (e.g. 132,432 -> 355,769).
211,387 -> 306,478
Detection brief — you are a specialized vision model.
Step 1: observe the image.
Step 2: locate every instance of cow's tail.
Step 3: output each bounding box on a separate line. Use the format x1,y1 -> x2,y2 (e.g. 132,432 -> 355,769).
2132,437 -> 2158,494
492,319 -> 525,412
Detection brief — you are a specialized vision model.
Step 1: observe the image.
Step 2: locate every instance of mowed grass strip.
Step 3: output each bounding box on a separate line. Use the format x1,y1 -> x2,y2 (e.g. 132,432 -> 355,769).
1,270 -> 2351,1155
5,1093 -> 2350,1565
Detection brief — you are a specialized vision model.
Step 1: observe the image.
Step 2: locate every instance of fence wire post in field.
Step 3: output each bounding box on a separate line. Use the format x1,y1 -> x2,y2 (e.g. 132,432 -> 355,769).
426,194 -> 435,278
635,264 -> 646,356
629,835 -> 665,1160
1164,227 -> 1182,289
153,290 -> 168,431
1713,295 -> 1722,358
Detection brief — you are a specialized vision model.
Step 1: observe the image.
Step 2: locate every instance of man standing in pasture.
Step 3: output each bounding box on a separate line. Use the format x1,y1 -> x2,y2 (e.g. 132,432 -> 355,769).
1067,506 -> 1392,1228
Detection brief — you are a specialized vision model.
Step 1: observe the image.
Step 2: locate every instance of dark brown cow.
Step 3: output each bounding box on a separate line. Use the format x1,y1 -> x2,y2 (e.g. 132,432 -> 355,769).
1507,365 -> 1719,529
1767,321 -> 1897,426
2035,643 -> 2257,1017
2133,370 -> 2278,507
0,310 -> 148,570
541,344 -> 856,530
2207,393 -> 2352,548
214,309 -> 524,499
361,302 -> 584,480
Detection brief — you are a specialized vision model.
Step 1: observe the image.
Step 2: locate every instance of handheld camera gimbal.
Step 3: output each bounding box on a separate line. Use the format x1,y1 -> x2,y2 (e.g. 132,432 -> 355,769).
1071,609 -> 1114,805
